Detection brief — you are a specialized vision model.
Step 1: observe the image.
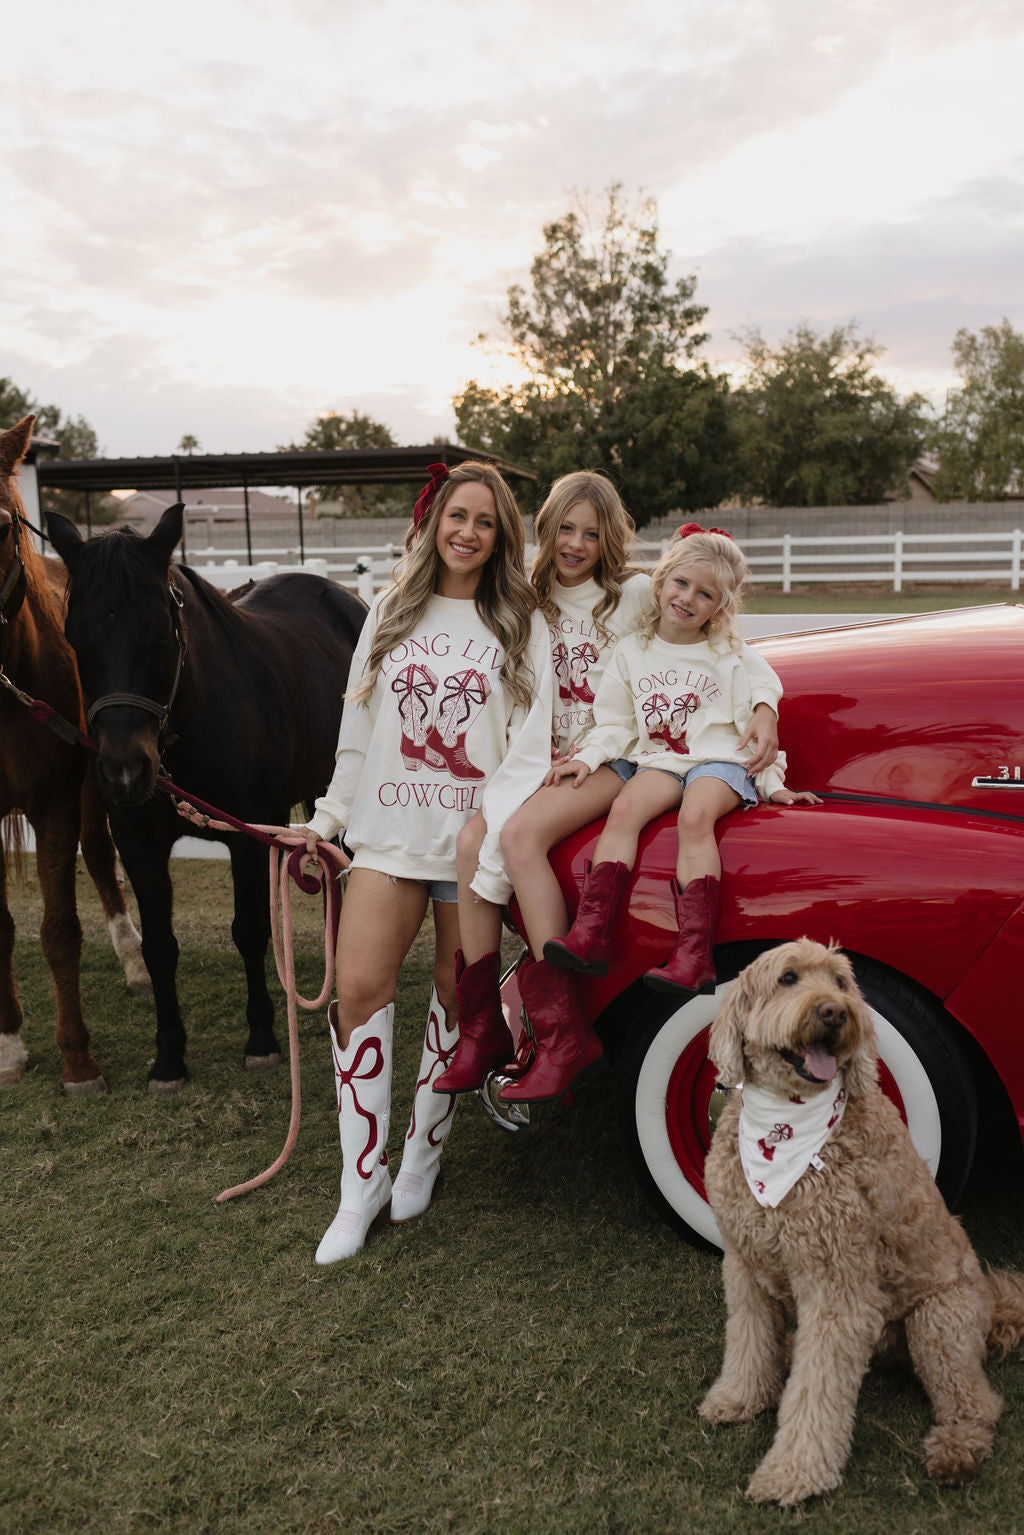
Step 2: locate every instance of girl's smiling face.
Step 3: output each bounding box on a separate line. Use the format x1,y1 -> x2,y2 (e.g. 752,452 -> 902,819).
657,559 -> 722,643
435,482 -> 498,595
553,499 -> 601,586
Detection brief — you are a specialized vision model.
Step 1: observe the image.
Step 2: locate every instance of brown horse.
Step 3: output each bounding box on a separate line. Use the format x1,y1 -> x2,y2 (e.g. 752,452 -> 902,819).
0,416 -> 147,1092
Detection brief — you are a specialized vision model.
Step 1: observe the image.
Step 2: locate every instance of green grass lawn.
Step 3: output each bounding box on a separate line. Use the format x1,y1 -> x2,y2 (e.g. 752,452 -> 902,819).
744,583 -> 1022,613
4,853 -> 1024,1535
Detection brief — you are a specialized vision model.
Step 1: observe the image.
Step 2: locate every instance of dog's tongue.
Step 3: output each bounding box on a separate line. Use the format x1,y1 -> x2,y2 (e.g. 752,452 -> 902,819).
802,1043 -> 837,1082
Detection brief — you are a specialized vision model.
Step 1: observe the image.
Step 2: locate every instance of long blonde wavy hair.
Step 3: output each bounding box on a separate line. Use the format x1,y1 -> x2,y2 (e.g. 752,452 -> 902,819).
348,461 -> 537,710
531,471 -> 636,641
640,529 -> 749,652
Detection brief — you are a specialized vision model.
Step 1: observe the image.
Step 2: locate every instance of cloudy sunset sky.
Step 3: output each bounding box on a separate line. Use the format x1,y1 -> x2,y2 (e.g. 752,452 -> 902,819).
6,0 -> 1024,458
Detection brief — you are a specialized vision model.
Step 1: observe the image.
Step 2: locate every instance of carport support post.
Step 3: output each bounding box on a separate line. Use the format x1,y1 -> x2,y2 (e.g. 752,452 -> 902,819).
243,476 -> 253,564
175,458 -> 187,561
84,490 -> 92,537
296,484 -> 305,564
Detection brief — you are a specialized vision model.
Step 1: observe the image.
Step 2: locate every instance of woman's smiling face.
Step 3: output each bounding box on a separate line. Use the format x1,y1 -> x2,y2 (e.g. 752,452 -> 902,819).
434,482 -> 498,594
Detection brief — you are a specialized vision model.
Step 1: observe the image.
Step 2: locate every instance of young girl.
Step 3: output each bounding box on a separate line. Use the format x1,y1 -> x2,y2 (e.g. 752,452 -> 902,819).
436,471 -> 652,1105
544,525 -> 819,994
285,462 -> 553,1263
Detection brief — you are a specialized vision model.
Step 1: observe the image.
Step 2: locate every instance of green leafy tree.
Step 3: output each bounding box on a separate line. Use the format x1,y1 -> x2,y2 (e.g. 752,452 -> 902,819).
730,325 -> 928,507
279,408 -> 407,517
177,433 -> 201,455
454,186 -> 737,524
0,375 -> 102,522
931,320 -> 1024,501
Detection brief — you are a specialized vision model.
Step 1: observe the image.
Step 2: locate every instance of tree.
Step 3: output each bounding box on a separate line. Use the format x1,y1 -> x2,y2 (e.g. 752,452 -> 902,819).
0,375 -> 102,522
931,320 -> 1024,501
731,325 -> 928,507
279,408 -> 406,517
453,186 -> 737,524
177,434 -> 201,455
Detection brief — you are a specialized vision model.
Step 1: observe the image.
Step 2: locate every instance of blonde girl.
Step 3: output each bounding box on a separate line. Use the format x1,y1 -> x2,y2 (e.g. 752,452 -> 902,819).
545,524 -> 818,994
281,462 -> 552,1261
436,471 -> 651,1105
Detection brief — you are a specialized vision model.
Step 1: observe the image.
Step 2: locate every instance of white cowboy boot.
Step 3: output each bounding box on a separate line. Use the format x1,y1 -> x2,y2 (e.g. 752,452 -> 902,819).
391,988 -> 459,1222
315,1001 -> 394,1265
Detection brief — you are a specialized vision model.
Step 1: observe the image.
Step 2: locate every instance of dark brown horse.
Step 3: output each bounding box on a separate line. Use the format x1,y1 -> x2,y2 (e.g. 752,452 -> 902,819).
0,416 -> 148,1092
48,501 -> 366,1092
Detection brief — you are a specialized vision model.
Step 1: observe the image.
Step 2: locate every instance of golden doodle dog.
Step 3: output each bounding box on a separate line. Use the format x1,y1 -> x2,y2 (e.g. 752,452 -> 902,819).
700,938 -> 1024,1505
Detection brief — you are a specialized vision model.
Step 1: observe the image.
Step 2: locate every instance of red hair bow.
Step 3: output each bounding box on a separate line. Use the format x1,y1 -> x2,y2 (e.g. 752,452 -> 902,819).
677,521 -> 733,541
412,463 -> 450,529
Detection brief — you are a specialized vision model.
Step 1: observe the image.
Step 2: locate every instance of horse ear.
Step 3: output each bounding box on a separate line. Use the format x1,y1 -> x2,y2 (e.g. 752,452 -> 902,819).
0,415 -> 36,476
147,503 -> 184,566
47,511 -> 84,567
709,973 -> 750,1088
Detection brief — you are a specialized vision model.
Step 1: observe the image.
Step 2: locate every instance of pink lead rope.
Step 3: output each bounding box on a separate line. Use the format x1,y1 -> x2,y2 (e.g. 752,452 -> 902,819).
170,797 -> 349,1203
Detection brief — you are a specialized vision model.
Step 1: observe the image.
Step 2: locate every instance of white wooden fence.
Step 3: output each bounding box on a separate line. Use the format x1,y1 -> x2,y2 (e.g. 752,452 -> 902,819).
182,528 -> 1024,598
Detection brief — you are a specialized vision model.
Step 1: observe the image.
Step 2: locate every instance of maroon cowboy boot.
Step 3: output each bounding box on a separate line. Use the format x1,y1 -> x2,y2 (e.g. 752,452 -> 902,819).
543,860 -> 630,975
432,949 -> 513,1094
644,876 -> 720,995
499,959 -> 604,1103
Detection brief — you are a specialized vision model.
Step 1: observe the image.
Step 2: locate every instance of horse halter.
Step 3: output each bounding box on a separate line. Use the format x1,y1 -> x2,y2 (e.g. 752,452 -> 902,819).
0,504 -> 28,665
85,580 -> 188,736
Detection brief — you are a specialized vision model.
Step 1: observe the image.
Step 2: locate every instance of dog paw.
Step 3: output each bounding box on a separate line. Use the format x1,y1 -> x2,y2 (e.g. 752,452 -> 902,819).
746,1453 -> 841,1506
699,1385 -> 771,1425
923,1423 -> 993,1485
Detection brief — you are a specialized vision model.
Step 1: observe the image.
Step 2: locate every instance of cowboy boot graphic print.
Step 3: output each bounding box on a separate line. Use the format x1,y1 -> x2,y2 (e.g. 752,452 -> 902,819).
424,668 -> 491,779
392,663 -> 438,771
666,692 -> 701,754
553,641 -> 572,703
569,641 -> 600,704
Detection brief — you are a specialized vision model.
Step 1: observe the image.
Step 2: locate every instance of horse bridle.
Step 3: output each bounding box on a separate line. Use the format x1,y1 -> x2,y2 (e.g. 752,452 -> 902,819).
0,504 -> 28,666
85,580 -> 188,736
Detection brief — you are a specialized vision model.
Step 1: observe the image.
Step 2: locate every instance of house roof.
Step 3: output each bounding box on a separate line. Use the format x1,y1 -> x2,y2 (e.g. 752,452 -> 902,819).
33,444 -> 536,495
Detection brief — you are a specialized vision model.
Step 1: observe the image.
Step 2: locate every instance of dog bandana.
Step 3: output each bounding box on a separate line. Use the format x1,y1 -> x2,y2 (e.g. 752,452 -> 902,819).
737,1075 -> 847,1208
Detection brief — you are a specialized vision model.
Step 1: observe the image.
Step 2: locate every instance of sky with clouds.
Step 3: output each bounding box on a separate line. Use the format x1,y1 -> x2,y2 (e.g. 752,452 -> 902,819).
6,0 -> 1024,459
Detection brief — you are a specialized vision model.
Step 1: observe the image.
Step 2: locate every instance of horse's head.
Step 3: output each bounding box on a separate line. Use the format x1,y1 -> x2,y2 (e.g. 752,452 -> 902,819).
0,415 -> 35,550
47,504 -> 187,807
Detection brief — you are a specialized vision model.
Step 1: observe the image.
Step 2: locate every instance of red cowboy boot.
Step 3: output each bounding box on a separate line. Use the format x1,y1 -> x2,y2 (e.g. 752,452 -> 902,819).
391,663 -> 437,772
391,987 -> 459,1221
498,960 -> 603,1103
543,860 -> 630,976
644,876 -> 720,995
432,949 -> 514,1094
424,668 -> 490,780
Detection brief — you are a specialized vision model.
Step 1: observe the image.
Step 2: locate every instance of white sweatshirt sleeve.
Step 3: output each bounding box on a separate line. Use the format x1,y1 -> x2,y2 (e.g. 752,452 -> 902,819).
471,613 -> 556,906
306,596 -> 379,842
572,640 -> 639,774
739,641 -> 784,713
755,748 -> 788,801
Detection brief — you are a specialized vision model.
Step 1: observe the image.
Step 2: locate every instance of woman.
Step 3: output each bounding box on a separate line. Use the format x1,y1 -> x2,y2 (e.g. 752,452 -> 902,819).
284,461 -> 552,1262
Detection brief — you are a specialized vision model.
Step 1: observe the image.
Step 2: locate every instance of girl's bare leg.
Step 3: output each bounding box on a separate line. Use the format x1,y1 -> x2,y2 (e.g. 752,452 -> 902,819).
590,771 -> 684,870
675,778 -> 742,885
430,898 -> 461,1018
501,766 -> 626,955
455,813 -> 503,966
333,869 -> 429,1046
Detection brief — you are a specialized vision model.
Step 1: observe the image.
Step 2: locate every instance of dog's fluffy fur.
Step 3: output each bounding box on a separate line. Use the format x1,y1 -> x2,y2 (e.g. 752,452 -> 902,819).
700,938 -> 1024,1505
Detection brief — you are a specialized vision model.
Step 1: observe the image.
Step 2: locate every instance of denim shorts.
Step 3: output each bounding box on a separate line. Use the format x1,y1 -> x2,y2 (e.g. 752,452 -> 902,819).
427,880 -> 458,904
638,759 -> 758,809
607,757 -> 638,783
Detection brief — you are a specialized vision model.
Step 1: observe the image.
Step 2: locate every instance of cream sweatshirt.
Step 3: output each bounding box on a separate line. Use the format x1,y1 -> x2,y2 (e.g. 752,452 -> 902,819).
308,591 -> 554,891
548,571 -> 652,756
573,630 -> 787,797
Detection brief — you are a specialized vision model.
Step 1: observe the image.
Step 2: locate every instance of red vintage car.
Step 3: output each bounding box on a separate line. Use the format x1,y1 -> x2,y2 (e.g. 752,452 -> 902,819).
490,603 -> 1024,1248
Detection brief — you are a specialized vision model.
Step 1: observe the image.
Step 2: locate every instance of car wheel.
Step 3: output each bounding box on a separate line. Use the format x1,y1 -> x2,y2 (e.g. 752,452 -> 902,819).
615,951 -> 978,1251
